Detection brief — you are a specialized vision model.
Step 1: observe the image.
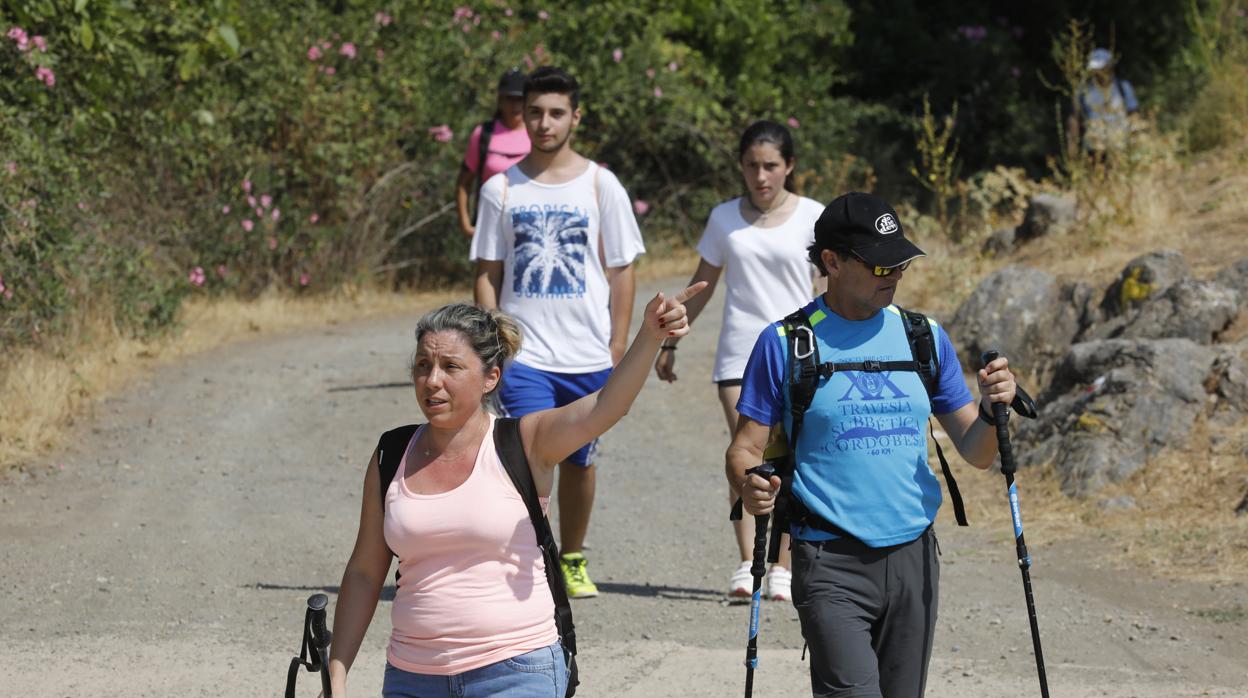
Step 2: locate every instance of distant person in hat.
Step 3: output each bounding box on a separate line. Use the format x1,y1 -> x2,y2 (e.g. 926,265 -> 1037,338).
727,192 -> 1017,697
455,68 -> 532,238
1079,47 -> 1140,154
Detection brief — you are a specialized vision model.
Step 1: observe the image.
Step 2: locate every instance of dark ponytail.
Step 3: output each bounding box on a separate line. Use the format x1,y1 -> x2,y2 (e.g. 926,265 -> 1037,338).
738,119 -> 797,192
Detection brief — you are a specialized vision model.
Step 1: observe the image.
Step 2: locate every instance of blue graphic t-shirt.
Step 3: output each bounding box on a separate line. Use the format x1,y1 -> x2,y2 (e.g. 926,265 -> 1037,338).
736,296 -> 973,547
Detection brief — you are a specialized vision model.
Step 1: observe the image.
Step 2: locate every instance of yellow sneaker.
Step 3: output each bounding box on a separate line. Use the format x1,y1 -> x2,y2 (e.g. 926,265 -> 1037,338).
560,552 -> 598,599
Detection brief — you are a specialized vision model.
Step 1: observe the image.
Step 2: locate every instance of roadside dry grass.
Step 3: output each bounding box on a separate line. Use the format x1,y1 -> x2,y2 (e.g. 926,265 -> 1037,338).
0,249 -> 700,473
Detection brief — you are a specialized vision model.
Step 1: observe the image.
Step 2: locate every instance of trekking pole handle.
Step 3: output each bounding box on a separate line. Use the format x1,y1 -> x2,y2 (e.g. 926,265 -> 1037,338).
981,351 -> 1017,476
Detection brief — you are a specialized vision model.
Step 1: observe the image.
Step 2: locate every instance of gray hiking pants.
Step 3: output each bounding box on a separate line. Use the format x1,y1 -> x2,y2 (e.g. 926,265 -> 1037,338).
791,527 -> 940,698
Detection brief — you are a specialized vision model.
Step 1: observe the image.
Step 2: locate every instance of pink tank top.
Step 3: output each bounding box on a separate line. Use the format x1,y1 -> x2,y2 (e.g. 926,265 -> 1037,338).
383,415 -> 557,675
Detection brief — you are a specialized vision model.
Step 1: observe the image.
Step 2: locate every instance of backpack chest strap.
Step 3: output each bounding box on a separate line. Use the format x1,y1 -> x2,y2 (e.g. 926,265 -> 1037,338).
816,359 -> 924,378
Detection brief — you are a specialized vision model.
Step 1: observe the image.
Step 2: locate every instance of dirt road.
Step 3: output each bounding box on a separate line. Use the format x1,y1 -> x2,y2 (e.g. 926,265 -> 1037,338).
3,276 -> 1246,697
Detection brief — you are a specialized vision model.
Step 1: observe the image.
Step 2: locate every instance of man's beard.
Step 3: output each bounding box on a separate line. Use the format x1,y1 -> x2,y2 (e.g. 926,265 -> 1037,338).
532,131 -> 571,153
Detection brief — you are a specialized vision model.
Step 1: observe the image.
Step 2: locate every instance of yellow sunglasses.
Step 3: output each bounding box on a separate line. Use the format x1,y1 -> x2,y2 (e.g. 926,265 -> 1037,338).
852,251 -> 912,277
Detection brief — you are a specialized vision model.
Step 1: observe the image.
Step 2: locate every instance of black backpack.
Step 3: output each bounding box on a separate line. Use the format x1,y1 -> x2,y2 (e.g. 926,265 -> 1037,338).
469,119 -> 496,225
374,417 -> 579,696
758,306 -> 968,559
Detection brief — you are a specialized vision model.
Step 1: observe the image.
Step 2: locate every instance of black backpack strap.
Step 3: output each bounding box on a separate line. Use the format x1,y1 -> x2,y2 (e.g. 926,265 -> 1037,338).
476,119 -> 496,193
898,307 -> 968,527
493,417 -> 580,696
375,425 -> 420,581
376,425 -> 420,506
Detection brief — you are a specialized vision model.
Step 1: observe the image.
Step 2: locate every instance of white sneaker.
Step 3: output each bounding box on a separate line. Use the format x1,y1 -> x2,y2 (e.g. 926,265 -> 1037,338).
728,560 -> 754,598
767,565 -> 792,601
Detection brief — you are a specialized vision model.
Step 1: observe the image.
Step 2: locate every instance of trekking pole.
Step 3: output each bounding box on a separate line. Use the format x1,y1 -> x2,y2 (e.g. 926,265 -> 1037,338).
742,462 -> 775,698
982,351 -> 1050,698
285,593 -> 334,698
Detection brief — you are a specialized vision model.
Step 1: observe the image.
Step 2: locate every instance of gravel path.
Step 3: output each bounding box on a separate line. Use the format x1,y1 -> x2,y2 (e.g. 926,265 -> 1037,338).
3,276 -> 1246,697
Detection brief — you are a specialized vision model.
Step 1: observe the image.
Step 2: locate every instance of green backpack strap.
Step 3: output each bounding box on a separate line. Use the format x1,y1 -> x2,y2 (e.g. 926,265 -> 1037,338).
493,417 -> 580,697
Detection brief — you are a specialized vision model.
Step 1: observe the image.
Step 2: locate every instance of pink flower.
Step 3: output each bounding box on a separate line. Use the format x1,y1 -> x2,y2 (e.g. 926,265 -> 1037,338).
271,208 -> 281,221
255,207 -> 263,217
32,35 -> 46,52
242,219 -> 254,232
242,179 -> 252,193
267,236 -> 278,250
646,67 -> 656,79
76,201 -> 87,210
35,66 -> 55,87
247,195 -> 257,207
4,162 -> 15,175
260,194 -> 272,209
653,86 -> 663,98
7,27 -> 29,51
538,10 -> 549,19
668,61 -> 678,72
461,23 -> 471,33
325,66 -> 336,75
321,40 -> 332,50
374,11 -> 393,26
299,273 -> 311,286
339,42 -> 357,59
307,45 -> 322,61
2,289 -> 10,300
1011,66 -> 1021,78
612,48 -> 623,63
505,7 -> 514,16
188,267 -> 206,287
490,31 -> 500,41
309,213 -> 320,224
376,48 -> 386,60
523,54 -> 534,70
216,265 -> 228,278
221,205 -> 231,214
787,117 -> 801,128
633,199 -> 650,216
0,276 -> 6,295
428,124 -> 453,142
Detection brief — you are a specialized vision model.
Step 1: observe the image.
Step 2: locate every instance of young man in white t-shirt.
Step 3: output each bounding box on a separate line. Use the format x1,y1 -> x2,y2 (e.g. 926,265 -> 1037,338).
471,66 -> 645,598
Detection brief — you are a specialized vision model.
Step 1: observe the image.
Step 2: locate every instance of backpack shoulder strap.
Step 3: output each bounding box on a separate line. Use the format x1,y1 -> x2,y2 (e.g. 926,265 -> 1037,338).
493,417 -> 580,687
898,306 -> 939,401
782,309 -> 820,454
476,119 -> 496,192
896,307 -> 968,527
375,425 -> 420,505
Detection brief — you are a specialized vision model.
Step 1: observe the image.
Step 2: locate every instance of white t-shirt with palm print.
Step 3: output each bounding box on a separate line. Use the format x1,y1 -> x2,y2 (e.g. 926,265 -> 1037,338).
471,162 -> 645,373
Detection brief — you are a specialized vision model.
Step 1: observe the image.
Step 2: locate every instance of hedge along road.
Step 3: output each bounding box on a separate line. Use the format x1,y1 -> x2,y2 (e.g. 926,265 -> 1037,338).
2,275 -> 1246,697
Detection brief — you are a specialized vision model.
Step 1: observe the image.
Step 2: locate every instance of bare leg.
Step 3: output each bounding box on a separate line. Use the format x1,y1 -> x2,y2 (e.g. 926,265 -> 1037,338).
718,384 -> 791,571
557,460 -> 595,554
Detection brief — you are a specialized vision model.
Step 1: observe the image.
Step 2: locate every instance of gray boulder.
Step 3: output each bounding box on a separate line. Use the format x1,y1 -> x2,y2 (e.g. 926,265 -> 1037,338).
1214,258 -> 1248,303
1087,277 -> 1239,344
1016,193 -> 1076,241
981,227 -> 1017,257
1099,250 -> 1190,318
1015,338 -> 1217,495
1206,340 -> 1248,423
950,266 -> 1087,375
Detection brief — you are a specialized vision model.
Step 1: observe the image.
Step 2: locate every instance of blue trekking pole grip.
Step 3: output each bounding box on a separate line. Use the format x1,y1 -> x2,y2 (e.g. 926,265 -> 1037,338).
742,461 -> 775,698
982,350 -> 1049,698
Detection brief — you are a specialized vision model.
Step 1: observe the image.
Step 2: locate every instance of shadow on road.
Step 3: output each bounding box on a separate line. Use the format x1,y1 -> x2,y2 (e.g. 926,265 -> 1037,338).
596,581 -> 724,602
248,582 -> 397,602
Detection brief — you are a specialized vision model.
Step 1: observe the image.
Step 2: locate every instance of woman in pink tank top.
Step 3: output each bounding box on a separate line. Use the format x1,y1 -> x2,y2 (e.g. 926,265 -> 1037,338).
325,281 -> 706,698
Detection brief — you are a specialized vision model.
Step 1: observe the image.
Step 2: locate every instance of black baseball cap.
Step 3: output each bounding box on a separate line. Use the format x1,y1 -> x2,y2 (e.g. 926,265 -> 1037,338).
813,192 -> 925,269
497,68 -> 526,96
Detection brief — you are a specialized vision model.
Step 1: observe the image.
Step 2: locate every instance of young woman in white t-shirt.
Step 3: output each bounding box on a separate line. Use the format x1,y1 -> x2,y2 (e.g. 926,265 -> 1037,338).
653,119 -> 824,601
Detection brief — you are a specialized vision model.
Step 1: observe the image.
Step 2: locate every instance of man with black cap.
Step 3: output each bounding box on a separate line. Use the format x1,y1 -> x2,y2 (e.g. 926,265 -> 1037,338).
455,68 -> 531,238
726,192 -> 1017,697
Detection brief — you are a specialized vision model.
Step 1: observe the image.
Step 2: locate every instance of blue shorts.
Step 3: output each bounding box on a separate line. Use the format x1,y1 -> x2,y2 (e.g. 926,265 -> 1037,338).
499,360 -> 611,467
383,641 -> 568,698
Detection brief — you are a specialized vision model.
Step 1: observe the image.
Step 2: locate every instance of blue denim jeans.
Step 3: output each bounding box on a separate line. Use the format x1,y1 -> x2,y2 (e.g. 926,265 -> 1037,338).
382,641 -> 567,698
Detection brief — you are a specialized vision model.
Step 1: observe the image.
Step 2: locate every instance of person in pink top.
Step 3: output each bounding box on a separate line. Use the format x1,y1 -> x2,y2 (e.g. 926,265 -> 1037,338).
327,283 -> 706,697
455,68 -> 532,238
